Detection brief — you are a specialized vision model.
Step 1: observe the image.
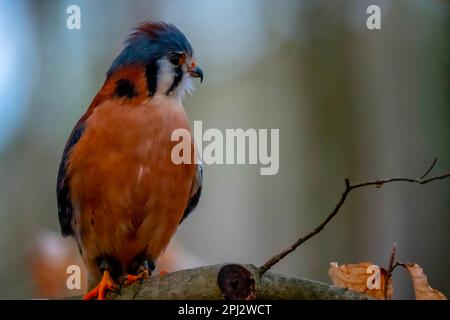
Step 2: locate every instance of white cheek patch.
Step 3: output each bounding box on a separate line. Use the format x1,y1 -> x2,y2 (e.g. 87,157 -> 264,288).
155,58 -> 197,101
156,59 -> 175,95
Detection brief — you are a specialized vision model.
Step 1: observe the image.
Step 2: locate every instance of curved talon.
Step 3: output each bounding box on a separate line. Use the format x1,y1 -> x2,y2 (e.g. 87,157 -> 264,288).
83,270 -> 118,300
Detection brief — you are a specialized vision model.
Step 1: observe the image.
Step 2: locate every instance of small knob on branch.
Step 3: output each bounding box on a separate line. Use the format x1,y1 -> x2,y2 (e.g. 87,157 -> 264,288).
217,264 -> 256,300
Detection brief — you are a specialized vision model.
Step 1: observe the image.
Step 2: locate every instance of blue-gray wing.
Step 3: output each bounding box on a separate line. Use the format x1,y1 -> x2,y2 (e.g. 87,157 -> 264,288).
180,162 -> 203,223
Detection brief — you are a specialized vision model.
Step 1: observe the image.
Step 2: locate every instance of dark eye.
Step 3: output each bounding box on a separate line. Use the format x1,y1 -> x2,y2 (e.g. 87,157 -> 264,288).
168,53 -> 183,66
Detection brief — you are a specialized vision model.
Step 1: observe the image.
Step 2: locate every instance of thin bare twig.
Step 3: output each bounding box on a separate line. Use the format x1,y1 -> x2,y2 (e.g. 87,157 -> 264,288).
420,158 -> 437,180
258,160 -> 450,277
390,262 -> 402,273
385,243 -> 397,300
386,243 -> 397,276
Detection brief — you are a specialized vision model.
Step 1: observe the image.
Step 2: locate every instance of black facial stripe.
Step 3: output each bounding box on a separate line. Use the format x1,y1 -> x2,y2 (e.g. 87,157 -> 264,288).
145,61 -> 159,96
115,78 -> 137,98
167,67 -> 183,95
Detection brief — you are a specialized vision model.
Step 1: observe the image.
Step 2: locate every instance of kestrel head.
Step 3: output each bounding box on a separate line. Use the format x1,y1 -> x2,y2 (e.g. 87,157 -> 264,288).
107,21 -> 203,99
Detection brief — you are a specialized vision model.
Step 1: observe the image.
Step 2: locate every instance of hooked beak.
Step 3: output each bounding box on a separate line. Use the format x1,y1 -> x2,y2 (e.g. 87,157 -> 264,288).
189,66 -> 204,83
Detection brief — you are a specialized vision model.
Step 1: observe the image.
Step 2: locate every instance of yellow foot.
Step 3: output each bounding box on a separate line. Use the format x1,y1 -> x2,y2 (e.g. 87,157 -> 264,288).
83,270 -> 118,300
121,269 -> 150,286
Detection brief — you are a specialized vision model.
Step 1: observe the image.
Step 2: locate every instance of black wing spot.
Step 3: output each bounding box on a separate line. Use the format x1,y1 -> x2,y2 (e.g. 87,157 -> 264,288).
115,78 -> 137,98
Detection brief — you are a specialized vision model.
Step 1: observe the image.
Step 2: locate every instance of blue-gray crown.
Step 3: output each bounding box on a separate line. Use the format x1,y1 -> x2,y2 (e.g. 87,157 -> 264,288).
107,21 -> 193,77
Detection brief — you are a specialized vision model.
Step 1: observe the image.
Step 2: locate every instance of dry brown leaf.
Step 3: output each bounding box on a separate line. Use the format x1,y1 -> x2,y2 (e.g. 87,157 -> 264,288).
402,263 -> 447,300
329,262 -> 393,300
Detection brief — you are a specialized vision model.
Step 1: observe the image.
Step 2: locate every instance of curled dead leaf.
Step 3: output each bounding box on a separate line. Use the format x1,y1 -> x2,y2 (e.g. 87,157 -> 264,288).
328,262 -> 393,300
402,263 -> 447,300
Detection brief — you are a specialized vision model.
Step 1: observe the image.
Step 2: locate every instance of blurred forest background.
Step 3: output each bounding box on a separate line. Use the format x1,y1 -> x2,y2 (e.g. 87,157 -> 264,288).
0,0 -> 448,299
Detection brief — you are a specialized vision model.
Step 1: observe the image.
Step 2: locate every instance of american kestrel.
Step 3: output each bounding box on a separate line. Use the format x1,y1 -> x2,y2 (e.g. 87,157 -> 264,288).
57,21 -> 203,300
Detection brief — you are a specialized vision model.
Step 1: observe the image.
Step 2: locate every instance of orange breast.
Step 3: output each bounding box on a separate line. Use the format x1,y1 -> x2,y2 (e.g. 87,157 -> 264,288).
67,97 -> 197,274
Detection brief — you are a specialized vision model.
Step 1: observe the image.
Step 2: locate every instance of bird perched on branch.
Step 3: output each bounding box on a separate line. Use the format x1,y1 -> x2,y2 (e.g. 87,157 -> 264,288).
56,21 -> 203,300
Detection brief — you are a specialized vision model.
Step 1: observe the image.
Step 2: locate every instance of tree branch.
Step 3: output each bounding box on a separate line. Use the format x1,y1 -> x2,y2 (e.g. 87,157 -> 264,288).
258,159 -> 450,277
101,264 -> 369,300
